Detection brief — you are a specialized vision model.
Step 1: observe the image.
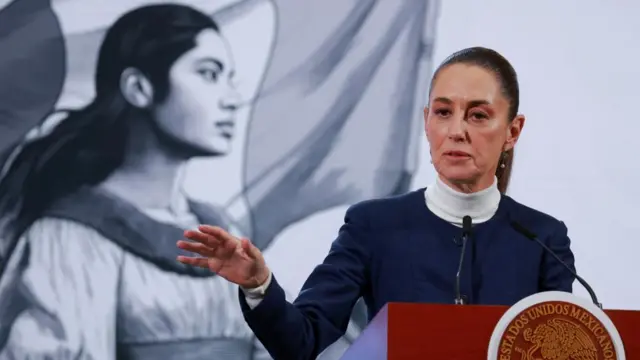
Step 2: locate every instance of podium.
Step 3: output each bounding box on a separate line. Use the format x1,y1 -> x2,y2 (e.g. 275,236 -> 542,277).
339,302 -> 640,359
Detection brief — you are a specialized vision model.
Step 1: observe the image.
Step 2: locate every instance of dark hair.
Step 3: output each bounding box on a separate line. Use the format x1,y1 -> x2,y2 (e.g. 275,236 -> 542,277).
430,46 -> 520,194
0,4 -> 220,239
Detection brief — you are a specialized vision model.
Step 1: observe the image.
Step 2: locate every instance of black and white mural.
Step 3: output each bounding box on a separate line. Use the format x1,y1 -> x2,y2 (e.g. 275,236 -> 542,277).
0,0 -> 440,358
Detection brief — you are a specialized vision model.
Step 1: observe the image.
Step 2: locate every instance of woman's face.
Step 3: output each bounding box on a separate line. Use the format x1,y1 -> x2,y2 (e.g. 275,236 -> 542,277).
153,29 -> 241,156
424,63 -> 523,190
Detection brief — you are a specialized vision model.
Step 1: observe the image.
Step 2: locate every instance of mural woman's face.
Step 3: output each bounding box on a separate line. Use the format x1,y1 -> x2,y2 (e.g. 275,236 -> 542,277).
153,29 -> 241,156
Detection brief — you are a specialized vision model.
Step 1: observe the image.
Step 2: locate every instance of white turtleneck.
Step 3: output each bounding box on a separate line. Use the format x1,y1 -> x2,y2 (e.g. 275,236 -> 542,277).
242,176 -> 502,308
425,176 -> 501,227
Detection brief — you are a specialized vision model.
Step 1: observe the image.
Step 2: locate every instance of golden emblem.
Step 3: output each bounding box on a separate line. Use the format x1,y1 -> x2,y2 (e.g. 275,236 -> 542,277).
516,318 -> 597,360
495,301 -> 618,360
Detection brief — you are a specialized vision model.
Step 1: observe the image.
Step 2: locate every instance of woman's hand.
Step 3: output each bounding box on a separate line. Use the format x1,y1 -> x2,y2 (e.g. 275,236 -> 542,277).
177,225 -> 270,289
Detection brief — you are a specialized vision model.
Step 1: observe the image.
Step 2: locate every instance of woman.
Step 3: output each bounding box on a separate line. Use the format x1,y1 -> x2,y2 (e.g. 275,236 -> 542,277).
0,4 -> 270,359
178,46 -> 578,359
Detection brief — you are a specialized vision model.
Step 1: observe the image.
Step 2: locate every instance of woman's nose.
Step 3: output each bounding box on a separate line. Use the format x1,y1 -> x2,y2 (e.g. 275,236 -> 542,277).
447,116 -> 467,140
220,90 -> 243,111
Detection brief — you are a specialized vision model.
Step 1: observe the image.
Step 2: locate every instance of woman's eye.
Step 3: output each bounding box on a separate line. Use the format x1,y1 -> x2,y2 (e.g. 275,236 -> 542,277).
470,112 -> 488,121
198,69 -> 219,82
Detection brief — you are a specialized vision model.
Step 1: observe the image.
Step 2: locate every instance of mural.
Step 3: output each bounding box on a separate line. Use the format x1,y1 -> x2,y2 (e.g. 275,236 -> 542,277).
0,0 -> 440,358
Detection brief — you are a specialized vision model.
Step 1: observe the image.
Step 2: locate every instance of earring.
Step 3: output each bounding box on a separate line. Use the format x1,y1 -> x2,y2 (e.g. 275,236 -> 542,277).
499,152 -> 507,168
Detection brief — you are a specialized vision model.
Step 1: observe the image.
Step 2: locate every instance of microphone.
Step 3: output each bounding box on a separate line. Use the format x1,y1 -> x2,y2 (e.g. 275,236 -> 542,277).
454,215 -> 473,305
509,220 -> 602,309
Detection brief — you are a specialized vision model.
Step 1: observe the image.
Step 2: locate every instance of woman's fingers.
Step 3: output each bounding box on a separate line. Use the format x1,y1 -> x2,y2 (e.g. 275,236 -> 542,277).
178,226 -> 246,272
198,225 -> 239,247
179,226 -> 239,259
176,255 -> 209,268
240,238 -> 261,260
176,240 -> 215,257
184,226 -> 239,251
176,254 -> 227,275
184,229 -> 221,248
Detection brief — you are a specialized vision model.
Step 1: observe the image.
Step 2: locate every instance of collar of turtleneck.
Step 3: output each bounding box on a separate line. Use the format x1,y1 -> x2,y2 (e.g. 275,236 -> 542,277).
424,176 -> 501,227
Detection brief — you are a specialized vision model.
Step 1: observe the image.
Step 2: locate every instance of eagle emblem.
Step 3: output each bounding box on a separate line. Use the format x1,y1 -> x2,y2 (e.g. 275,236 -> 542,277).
515,318 -> 598,360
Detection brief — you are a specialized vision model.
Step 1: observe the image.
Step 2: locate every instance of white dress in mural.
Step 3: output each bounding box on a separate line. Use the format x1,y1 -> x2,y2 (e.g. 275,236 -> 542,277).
1,188 -> 269,359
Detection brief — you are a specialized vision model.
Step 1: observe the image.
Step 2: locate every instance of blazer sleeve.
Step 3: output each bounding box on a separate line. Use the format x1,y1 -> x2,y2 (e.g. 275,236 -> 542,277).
238,204 -> 372,360
539,221 -> 576,292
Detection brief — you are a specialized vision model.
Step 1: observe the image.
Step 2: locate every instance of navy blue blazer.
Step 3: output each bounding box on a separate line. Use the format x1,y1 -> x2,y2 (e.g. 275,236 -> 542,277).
239,188 -> 576,360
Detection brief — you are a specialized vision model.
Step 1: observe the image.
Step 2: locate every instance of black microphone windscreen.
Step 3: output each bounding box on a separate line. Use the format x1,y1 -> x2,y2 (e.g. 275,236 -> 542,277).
510,221 -> 537,240
462,215 -> 472,234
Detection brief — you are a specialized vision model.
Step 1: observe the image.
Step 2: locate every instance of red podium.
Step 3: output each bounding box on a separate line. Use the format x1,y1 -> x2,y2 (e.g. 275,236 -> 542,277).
339,302 -> 640,359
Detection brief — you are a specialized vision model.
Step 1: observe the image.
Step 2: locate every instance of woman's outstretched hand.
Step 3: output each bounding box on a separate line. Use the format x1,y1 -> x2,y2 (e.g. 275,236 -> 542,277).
177,225 -> 270,289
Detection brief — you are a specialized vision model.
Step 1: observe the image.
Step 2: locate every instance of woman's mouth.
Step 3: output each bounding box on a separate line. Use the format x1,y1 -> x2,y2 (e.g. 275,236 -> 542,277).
215,119 -> 235,139
444,151 -> 471,158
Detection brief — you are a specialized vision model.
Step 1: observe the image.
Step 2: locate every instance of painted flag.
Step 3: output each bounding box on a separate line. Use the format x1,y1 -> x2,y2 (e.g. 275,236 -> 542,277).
239,0 -> 441,248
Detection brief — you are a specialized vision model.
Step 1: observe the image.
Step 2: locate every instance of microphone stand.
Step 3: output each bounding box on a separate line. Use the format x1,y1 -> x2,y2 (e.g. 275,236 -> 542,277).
510,220 -> 603,309
454,233 -> 468,305
455,216 -> 473,305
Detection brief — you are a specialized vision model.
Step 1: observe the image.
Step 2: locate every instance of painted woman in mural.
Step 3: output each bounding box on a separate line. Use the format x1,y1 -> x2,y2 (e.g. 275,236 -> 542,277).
0,4 -> 274,359
0,0 -> 441,358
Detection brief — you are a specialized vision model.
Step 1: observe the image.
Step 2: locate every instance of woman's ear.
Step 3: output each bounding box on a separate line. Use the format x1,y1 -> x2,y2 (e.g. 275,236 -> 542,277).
120,67 -> 153,108
503,114 -> 525,151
